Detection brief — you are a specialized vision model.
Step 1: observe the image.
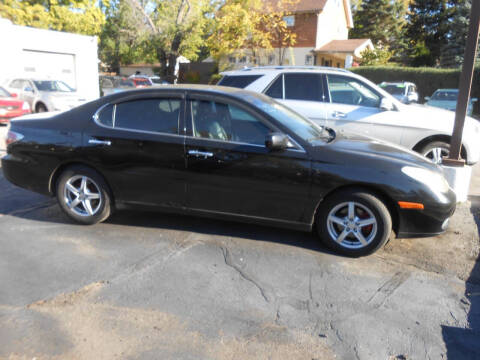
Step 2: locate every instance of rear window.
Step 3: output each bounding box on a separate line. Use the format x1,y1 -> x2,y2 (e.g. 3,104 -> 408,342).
218,75 -> 262,88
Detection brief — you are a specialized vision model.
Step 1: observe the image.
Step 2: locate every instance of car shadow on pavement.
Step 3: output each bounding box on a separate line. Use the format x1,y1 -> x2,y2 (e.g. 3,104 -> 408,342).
442,195 -> 480,359
105,209 -> 334,255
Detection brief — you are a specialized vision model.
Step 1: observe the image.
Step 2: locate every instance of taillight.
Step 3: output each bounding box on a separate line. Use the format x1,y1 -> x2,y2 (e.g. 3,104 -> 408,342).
6,130 -> 24,146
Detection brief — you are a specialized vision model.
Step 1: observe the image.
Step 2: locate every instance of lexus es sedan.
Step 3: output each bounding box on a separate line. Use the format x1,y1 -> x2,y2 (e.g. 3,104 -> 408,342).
2,85 -> 456,257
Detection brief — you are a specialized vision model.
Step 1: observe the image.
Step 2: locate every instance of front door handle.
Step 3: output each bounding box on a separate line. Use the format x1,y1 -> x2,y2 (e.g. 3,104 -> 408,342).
88,139 -> 111,146
332,110 -> 347,118
187,149 -> 213,158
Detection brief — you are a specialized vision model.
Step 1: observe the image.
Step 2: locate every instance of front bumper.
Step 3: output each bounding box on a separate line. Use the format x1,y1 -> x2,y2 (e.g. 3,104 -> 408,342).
396,188 -> 456,238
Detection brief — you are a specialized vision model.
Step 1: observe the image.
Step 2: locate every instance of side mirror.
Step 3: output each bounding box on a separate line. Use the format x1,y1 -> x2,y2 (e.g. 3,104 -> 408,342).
9,92 -> 17,98
380,97 -> 394,111
265,132 -> 289,151
425,96 -> 430,101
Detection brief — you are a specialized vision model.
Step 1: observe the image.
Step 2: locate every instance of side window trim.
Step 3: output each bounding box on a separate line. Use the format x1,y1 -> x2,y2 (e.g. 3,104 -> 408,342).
92,97 -> 185,137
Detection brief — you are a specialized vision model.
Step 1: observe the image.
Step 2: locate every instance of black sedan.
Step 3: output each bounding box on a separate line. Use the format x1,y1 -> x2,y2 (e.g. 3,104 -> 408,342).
2,85 -> 456,256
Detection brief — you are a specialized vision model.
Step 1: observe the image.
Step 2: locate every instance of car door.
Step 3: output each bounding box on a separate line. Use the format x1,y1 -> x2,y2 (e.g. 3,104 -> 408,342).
83,94 -> 186,208
323,74 -> 404,144
265,73 -> 327,126
184,94 -> 312,223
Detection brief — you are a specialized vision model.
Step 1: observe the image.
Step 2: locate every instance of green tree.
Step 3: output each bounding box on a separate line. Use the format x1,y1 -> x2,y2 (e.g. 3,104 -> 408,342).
125,0 -> 212,81
99,0 -> 153,73
349,0 -> 407,60
406,0 -> 453,66
440,0 -> 480,68
0,0 -> 105,35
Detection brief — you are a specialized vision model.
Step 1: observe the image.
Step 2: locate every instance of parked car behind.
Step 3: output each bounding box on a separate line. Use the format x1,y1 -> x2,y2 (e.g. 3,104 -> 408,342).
100,76 -> 136,96
4,79 -> 87,113
0,86 -> 31,124
379,81 -> 419,104
218,67 -> 480,165
2,85 -> 456,257
127,75 -> 153,88
425,89 -> 477,117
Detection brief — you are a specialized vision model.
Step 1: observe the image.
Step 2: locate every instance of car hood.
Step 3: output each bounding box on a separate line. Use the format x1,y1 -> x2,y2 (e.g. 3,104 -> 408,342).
399,103 -> 478,132
312,130 -> 440,171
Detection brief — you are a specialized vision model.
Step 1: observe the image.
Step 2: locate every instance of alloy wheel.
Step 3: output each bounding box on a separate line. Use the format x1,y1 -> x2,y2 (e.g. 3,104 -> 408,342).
63,175 -> 102,217
326,201 -> 378,249
424,147 -> 449,164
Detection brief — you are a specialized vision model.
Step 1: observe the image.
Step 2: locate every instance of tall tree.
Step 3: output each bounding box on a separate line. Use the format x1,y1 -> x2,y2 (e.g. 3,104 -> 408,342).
0,0 -> 105,35
125,0 -> 212,81
406,0 -> 453,66
207,0 -> 298,67
99,0 -> 153,73
440,0 -> 480,68
349,0 -> 407,48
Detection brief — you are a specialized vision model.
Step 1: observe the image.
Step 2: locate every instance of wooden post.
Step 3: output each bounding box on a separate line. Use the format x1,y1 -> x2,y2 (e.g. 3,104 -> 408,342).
443,0 -> 480,167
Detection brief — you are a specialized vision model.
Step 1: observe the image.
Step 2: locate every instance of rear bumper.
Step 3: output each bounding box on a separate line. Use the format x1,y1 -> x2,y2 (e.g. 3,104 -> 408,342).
1,154 -> 51,196
396,189 -> 456,238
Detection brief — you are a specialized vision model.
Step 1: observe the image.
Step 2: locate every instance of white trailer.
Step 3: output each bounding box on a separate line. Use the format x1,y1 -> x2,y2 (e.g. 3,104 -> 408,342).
0,18 -> 99,100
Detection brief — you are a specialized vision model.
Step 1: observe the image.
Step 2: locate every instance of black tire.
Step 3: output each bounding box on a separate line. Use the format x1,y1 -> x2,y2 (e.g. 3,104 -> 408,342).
316,189 -> 392,257
56,165 -> 112,225
36,103 -> 48,113
419,141 -> 450,164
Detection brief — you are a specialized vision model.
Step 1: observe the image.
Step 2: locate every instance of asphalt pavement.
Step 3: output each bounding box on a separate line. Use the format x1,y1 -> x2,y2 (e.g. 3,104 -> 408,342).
0,124 -> 479,360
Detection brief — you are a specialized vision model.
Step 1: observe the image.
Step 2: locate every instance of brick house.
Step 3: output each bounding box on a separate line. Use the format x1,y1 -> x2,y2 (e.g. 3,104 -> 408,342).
225,0 -> 373,69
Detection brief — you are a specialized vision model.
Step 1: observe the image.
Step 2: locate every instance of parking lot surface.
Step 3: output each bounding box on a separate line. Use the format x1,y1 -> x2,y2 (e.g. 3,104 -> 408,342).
1,124 -> 479,359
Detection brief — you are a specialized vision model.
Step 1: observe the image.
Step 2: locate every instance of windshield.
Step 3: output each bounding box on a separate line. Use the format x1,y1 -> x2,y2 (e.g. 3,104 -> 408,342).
431,91 -> 458,101
380,84 -> 405,96
33,80 -> 74,92
250,97 -> 329,143
0,86 -> 11,97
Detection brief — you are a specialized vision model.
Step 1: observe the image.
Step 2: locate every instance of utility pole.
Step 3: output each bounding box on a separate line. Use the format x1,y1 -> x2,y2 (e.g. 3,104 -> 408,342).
443,0 -> 480,166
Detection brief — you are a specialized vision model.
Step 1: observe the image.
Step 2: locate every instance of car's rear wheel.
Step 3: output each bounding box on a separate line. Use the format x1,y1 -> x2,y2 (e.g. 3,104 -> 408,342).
420,141 -> 450,164
316,189 -> 392,257
56,165 -> 112,224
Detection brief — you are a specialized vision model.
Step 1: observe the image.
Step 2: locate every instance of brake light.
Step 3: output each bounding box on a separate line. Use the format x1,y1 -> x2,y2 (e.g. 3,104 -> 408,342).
6,131 -> 24,146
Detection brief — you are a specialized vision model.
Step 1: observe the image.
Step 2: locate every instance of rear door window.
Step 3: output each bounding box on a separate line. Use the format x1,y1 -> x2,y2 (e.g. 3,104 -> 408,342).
218,75 -> 262,88
284,73 -> 324,102
97,98 -> 181,134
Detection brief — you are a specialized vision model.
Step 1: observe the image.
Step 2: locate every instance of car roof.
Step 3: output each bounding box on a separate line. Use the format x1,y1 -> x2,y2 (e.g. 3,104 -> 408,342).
221,66 -> 352,76
380,81 -> 415,86
101,84 -> 272,103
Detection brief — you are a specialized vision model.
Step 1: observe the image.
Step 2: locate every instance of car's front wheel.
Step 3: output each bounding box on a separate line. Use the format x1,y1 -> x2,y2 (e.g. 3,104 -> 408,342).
420,141 -> 450,164
56,165 -> 112,224
316,189 -> 392,257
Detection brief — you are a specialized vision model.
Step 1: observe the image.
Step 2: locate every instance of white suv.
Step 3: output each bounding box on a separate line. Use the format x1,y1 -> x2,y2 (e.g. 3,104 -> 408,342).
218,67 -> 480,165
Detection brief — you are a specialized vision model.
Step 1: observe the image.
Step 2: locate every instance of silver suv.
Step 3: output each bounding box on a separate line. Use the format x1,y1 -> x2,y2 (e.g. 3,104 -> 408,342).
218,66 -> 480,165
5,79 -> 87,113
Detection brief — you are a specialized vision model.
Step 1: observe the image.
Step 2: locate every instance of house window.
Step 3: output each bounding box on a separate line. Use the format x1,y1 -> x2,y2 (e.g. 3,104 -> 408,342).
228,56 -> 236,64
283,15 -> 295,27
337,62 -> 341,68
305,55 -> 314,65
268,54 -> 275,65
238,56 -> 247,64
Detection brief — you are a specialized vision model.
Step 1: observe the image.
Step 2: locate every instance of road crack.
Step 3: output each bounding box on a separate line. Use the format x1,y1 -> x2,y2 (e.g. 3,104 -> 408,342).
220,245 -> 273,303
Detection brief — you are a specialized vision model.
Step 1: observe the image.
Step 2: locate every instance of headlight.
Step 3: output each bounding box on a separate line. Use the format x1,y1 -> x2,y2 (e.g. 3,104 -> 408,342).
22,101 -> 30,111
401,166 -> 450,191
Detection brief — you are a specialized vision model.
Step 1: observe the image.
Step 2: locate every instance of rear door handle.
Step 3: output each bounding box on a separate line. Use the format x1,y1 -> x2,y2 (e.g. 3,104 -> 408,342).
187,149 -> 213,158
88,139 -> 111,146
332,111 -> 347,118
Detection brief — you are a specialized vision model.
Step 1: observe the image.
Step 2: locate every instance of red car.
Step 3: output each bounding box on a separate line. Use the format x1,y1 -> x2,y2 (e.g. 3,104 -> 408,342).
130,77 -> 153,88
0,86 -> 31,124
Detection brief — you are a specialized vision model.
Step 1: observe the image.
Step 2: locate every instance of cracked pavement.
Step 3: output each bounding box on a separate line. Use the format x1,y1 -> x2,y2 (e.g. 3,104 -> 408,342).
1,125 -> 479,359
